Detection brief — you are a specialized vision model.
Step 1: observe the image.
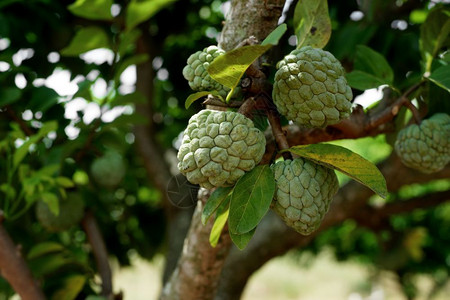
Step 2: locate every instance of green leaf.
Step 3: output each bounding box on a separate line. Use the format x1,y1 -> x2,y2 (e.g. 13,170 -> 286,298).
420,7 -> 450,72
209,197 -> 230,247
207,44 -> 272,101
427,64 -> 450,93
51,275 -> 86,300
185,91 -> 223,109
346,70 -> 388,91
410,9 -> 429,24
261,23 -> 287,46
202,186 -> 232,225
13,121 -> 58,168
104,112 -> 149,128
0,184 -> 16,199
118,29 -> 142,56
37,164 -> 60,176
0,87 -> 21,107
41,192 -> 59,216
27,242 -> 65,260
68,0 -> 113,21
56,177 -> 75,188
285,144 -> 388,199
29,254 -> 71,278
229,228 -> 256,250
228,165 -> 276,234
112,91 -> 147,106
293,0 -> 331,49
114,54 -> 149,82
60,27 -> 110,56
28,87 -> 59,113
126,0 -> 177,30
353,45 -> 394,84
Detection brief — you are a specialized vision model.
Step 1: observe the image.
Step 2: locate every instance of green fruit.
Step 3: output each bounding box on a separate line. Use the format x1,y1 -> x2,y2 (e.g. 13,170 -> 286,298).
271,158 -> 339,235
90,150 -> 126,188
395,113 -> 450,173
177,109 -> 266,189
36,193 -> 85,232
272,46 -> 352,128
182,45 -> 230,98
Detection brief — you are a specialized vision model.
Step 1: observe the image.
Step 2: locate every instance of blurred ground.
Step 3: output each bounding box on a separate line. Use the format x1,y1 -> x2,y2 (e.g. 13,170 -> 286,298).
113,250 -> 450,300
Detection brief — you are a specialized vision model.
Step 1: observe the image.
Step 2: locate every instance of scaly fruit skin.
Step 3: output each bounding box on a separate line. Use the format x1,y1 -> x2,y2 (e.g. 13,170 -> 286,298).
395,113 -> 450,173
177,109 -> 266,189
36,193 -> 85,232
271,158 -> 339,235
182,46 -> 230,99
272,46 -> 352,128
90,150 -> 126,188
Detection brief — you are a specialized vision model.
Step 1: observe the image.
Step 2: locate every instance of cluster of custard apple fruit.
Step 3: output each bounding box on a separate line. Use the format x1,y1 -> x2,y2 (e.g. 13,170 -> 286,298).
394,113 -> 449,174
179,45 -> 355,235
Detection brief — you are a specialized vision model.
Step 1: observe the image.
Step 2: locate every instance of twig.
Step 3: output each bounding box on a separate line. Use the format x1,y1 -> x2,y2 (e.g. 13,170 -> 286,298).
261,94 -> 292,160
203,96 -> 243,108
5,106 -> 34,136
365,81 -> 424,130
237,97 -> 257,118
81,210 -> 114,300
0,211 -> 45,300
403,100 -> 421,124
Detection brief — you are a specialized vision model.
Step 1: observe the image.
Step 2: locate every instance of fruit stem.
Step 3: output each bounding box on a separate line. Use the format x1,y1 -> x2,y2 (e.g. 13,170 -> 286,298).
263,95 -> 292,160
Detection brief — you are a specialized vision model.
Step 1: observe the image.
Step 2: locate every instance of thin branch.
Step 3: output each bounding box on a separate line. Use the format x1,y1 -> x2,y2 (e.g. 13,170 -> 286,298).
0,212 -> 45,300
5,106 -> 34,136
81,210 -> 114,300
365,81 -> 424,130
384,191 -> 450,215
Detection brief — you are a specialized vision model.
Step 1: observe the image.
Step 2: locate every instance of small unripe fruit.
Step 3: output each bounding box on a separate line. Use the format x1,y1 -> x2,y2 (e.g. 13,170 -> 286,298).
36,193 -> 85,232
272,46 -> 352,128
395,113 -> 450,173
182,46 -> 229,98
177,109 -> 266,189
271,158 -> 339,235
90,151 -> 126,188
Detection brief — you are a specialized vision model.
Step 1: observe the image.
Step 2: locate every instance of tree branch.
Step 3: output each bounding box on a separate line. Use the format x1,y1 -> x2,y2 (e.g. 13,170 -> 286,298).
81,210 -> 114,300
216,154 -> 450,299
5,106 -> 34,136
354,190 -> 450,230
0,212 -> 45,300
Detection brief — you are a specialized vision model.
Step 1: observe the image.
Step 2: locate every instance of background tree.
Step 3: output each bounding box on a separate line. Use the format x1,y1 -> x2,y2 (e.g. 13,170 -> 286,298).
0,0 -> 449,299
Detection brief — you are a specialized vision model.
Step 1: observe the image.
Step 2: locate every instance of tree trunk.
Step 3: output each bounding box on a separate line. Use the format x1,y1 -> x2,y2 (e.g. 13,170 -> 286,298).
160,0 -> 286,298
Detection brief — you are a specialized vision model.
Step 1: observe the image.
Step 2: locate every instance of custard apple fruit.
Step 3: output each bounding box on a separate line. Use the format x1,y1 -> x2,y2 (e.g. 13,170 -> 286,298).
91,150 -> 126,188
182,46 -> 230,98
177,109 -> 266,189
395,113 -> 450,173
271,158 -> 339,235
272,46 -> 353,128
36,193 -> 85,232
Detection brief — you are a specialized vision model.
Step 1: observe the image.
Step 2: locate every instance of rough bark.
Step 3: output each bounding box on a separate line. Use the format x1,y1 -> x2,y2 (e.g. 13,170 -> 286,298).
219,0 -> 286,51
0,213 -> 45,300
161,189 -> 232,300
215,155 -> 450,299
